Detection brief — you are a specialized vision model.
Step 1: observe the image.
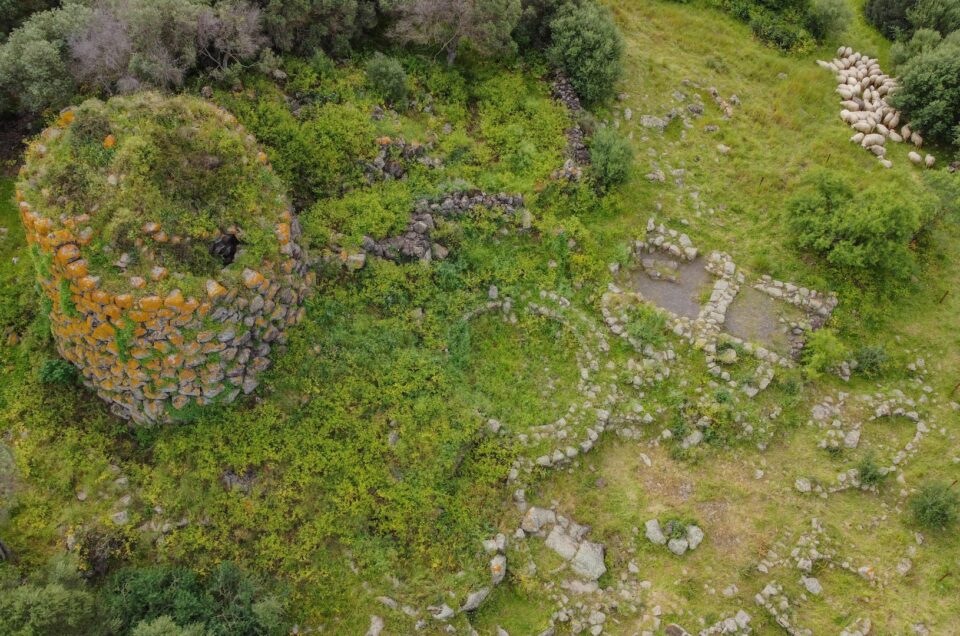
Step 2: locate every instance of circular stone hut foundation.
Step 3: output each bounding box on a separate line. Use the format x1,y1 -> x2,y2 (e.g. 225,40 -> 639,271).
17,93 -> 311,424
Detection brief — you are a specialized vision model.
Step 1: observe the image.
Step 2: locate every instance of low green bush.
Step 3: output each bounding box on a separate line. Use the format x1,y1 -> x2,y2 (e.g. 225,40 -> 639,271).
37,358 -> 78,385
589,126 -> 634,190
857,453 -> 886,486
102,562 -> 286,636
785,171 -> 934,284
806,0 -> 852,40
547,1 -> 624,103
365,53 -> 408,105
909,482 -> 960,529
855,345 -> 889,377
890,39 -> 960,147
802,328 -> 849,378
865,0 -> 918,39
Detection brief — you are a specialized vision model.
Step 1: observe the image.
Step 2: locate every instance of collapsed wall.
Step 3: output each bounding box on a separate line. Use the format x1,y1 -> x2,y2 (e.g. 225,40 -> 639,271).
17,93 -> 311,424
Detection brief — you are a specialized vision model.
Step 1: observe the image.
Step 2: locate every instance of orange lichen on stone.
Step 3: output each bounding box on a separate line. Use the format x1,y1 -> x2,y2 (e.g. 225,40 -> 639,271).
205,279 -> 227,299
65,260 -> 89,278
163,288 -> 185,309
56,244 -> 81,265
242,269 -> 266,289
139,295 -> 162,311
19,94 -> 312,425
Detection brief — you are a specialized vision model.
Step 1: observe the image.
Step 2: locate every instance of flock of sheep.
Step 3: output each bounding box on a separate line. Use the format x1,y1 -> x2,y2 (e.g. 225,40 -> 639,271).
817,46 -> 935,169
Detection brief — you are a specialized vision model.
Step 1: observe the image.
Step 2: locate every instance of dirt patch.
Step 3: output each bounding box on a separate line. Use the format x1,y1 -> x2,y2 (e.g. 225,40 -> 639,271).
723,286 -> 802,356
624,256 -> 712,320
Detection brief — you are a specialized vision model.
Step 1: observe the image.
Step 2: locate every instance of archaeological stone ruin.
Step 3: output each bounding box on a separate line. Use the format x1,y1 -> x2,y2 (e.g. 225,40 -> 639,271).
17,93 -> 311,424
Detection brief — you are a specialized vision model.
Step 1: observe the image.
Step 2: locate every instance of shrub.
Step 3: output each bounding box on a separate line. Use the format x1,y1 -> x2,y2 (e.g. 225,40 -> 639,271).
0,0 -> 266,115
864,0 -> 918,39
0,2 -> 91,114
0,555 -> 97,635
38,358 -> 78,385
390,0 -> 521,66
855,345 -> 889,377
890,28 -> 942,68
0,0 -> 58,38
907,0 -> 960,35
257,0 -> 379,57
365,53 -> 408,104
513,0 -> 570,49
547,1 -> 624,103
909,482 -> 960,529
589,126 -> 633,189
625,304 -> 668,347
857,453 -> 886,486
802,328 -> 849,378
806,0 -> 853,40
132,616 -> 207,636
102,562 -> 286,636
890,39 -> 960,146
748,9 -> 814,51
785,171 -> 933,283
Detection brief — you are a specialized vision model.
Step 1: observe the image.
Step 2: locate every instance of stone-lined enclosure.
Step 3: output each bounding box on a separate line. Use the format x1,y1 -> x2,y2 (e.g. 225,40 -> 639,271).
816,47 -> 935,169
17,93 -> 310,424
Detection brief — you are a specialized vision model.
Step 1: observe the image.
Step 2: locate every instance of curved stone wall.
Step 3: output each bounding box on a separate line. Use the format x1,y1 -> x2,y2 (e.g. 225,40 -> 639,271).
17,95 -> 311,424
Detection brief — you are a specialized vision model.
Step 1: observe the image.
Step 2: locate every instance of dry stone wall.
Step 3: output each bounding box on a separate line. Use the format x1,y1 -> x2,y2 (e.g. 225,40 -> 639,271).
17,99 -> 311,425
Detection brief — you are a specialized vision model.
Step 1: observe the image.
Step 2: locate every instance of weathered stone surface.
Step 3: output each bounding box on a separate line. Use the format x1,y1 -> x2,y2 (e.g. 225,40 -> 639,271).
17,97 -> 311,425
570,541 -> 606,580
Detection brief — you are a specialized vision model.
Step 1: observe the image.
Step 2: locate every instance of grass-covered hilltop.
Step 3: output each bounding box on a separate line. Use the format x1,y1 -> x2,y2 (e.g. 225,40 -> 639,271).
0,0 -> 959,635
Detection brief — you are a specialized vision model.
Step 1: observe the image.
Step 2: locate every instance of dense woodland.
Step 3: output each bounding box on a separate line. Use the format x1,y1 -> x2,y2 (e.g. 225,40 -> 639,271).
0,0 -> 959,634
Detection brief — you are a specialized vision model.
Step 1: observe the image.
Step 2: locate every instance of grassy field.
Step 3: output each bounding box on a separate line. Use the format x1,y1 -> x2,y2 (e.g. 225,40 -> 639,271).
1,0 -> 959,633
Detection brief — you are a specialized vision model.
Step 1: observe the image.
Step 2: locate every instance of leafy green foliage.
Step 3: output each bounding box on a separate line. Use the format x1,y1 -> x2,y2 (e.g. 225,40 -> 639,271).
625,304 -> 668,347
907,0 -> 960,36
213,68 -> 375,208
0,0 -> 58,38
365,53 -> 408,105
864,0 -> 918,39
548,1 -> 624,103
389,0 -> 521,66
785,171 -> 933,284
256,0 -> 378,57
589,126 -> 633,190
854,345 -> 889,377
131,616 -> 207,636
890,38 -> 960,147
37,359 -> 78,386
102,562 -> 286,636
890,28 -> 943,69
0,2 -> 91,114
857,453 -> 887,487
806,0 -> 852,40
0,555 -> 97,636
802,328 -> 848,378
909,482 -> 960,529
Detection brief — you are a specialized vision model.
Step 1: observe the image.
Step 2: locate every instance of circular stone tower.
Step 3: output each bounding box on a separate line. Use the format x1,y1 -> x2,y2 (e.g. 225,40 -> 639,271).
16,93 -> 311,424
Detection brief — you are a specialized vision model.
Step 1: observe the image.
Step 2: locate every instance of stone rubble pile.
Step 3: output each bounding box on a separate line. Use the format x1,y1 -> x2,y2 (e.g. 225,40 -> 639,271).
358,191 -> 526,264
551,73 -> 589,180
364,136 -> 442,182
17,99 -> 311,424
644,518 -> 705,556
816,46 -> 935,169
802,386 -> 933,497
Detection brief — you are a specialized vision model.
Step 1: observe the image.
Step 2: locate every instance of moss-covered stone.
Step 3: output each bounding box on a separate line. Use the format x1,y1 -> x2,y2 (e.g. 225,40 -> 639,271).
17,93 -> 311,424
